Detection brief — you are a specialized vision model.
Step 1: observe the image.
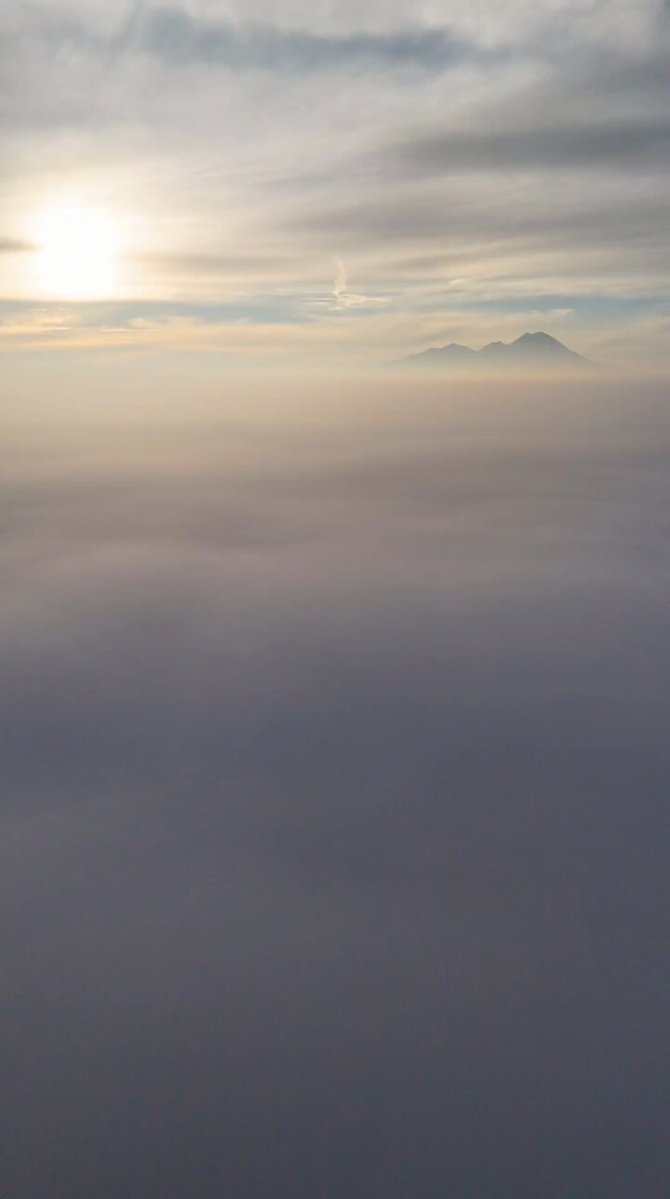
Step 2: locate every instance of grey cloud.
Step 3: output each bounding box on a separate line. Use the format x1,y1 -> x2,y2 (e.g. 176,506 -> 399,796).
6,3 -> 482,75
141,251 -> 293,274
138,6 -> 479,73
137,250 -> 323,284
0,237 -> 34,253
589,46 -> 670,101
285,189 -> 670,265
390,117 -> 670,176
2,373 -> 670,1197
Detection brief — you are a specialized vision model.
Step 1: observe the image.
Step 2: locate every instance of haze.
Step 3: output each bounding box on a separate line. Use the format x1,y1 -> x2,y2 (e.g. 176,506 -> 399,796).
2,362 -> 669,1196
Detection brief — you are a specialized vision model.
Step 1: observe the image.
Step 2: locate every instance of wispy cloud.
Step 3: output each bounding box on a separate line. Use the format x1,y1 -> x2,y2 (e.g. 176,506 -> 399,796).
1,0 -> 667,362
138,7 -> 482,74
0,238 -> 35,254
328,256 -> 388,312
389,117 -> 670,176
5,3 -> 485,75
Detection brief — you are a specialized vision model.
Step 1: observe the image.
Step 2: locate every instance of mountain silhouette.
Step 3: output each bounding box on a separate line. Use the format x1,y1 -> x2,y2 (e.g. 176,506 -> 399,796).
400,331 -> 593,368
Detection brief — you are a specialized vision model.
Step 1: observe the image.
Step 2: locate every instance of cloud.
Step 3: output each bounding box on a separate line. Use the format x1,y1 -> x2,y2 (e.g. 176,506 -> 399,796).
2,371 -> 670,1196
5,3 -> 484,76
390,117 -> 670,175
288,189 -> 670,268
0,1 -> 668,359
137,6 -> 481,73
0,238 -> 34,253
327,255 -> 388,312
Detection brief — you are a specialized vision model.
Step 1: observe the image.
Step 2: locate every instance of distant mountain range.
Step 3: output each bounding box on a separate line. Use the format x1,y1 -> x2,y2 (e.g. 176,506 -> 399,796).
399,331 -> 594,369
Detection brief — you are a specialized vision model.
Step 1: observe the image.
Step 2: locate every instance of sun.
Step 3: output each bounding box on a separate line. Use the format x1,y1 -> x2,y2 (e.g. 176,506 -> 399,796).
36,205 -> 121,300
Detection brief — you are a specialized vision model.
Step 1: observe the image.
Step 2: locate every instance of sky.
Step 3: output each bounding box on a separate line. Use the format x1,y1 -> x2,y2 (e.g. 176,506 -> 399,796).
1,0 -> 669,363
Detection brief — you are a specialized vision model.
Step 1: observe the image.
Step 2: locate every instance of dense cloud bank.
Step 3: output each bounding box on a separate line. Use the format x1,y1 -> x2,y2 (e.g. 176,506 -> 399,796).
1,370 -> 668,1196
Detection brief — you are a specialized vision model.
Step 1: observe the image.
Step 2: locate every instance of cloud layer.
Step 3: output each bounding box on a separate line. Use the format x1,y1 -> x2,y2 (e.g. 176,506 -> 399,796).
2,369 -> 670,1196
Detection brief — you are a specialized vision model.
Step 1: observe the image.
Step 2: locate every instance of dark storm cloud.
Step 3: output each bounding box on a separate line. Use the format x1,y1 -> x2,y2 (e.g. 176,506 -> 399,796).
1,371 -> 670,1196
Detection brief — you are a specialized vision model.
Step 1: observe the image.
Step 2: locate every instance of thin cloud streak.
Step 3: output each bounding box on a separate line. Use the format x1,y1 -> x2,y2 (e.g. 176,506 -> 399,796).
0,238 -> 35,253
140,7 -> 481,73
6,3 -> 485,75
389,117 -> 670,175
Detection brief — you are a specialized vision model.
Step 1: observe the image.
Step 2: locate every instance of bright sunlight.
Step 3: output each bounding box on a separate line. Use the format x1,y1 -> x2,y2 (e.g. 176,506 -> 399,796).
35,205 -> 121,300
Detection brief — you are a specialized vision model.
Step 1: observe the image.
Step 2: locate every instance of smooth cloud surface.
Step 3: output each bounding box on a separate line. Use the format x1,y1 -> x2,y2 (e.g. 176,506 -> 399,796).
1,365 -> 669,1196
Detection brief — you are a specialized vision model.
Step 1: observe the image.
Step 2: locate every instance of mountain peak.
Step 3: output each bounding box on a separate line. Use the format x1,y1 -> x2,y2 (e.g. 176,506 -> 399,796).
511,331 -> 567,349
515,330 -> 558,342
400,331 -> 593,369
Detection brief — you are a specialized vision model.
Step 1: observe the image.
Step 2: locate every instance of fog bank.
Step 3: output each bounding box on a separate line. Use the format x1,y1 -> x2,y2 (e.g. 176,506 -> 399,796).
2,367 -> 669,1197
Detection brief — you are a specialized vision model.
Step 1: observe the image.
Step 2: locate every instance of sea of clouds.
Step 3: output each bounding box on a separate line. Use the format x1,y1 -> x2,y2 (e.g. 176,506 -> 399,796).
2,363 -> 668,1197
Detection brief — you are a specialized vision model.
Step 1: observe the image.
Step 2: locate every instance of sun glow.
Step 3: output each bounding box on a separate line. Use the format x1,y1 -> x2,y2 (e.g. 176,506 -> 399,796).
36,205 -> 121,299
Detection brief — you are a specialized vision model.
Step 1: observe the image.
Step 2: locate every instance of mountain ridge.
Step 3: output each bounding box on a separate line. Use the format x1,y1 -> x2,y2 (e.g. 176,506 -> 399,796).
399,331 -> 594,368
